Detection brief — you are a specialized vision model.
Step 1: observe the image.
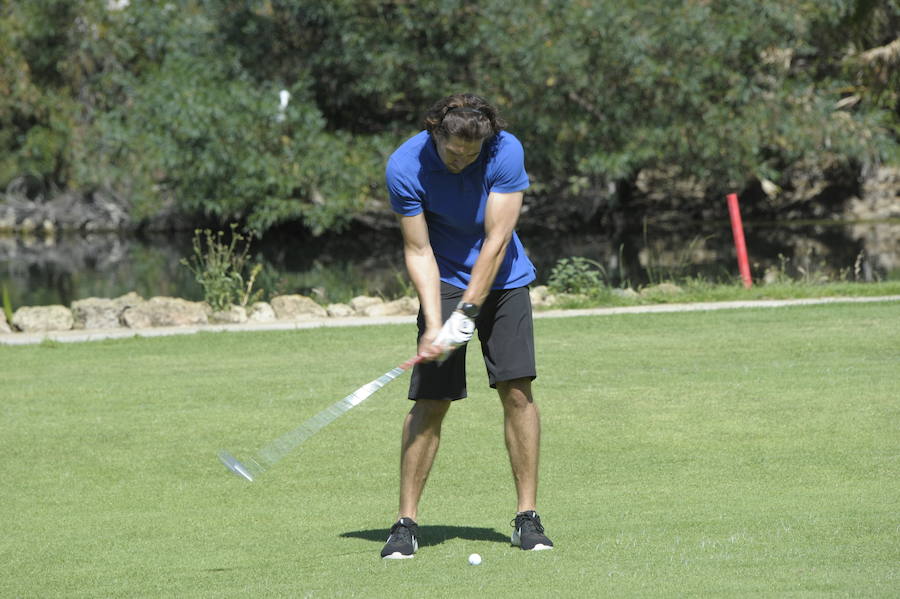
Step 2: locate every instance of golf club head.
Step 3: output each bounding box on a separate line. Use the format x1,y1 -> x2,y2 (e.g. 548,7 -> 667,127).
217,450 -> 261,482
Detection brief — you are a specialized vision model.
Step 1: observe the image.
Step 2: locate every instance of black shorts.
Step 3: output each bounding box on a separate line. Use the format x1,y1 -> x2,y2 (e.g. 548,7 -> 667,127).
408,281 -> 537,400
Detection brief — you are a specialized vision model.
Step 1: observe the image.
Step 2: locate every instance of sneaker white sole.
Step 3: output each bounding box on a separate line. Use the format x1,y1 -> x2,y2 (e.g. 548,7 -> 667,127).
381,537 -> 418,559
511,531 -> 553,551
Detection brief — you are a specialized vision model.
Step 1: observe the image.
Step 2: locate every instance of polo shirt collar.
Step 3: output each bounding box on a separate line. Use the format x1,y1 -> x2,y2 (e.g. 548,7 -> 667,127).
422,133 -> 485,174
423,134 -> 448,172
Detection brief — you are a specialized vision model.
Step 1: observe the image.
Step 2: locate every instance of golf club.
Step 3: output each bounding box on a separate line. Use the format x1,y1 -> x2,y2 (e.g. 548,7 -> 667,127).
218,354 -> 421,482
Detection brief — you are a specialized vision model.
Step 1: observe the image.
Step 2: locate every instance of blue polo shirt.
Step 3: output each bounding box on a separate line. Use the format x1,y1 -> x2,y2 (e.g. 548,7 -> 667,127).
387,130 -> 536,290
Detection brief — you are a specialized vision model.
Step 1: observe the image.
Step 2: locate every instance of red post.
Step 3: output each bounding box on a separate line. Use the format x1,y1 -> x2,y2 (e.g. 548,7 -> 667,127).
726,193 -> 752,289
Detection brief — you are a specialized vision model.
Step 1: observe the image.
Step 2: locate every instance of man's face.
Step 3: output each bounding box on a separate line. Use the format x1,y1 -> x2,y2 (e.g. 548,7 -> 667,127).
434,134 -> 484,173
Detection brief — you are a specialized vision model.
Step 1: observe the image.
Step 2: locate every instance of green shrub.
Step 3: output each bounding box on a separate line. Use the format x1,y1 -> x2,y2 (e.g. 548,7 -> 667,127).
547,257 -> 607,296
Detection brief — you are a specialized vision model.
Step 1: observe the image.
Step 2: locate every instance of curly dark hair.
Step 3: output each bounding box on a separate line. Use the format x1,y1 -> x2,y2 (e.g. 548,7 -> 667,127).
422,93 -> 507,141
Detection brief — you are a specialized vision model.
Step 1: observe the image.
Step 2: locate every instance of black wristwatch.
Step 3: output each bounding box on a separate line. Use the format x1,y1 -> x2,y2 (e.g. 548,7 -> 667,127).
456,301 -> 480,318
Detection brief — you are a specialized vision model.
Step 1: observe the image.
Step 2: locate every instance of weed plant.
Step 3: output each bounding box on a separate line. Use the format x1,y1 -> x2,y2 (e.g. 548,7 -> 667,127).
180,224 -> 262,311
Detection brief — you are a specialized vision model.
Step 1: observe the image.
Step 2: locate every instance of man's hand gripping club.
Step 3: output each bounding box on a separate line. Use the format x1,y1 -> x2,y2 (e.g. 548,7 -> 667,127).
431,301 -> 478,361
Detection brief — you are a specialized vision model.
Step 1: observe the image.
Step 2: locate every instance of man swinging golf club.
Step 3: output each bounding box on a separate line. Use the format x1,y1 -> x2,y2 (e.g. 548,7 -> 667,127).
381,93 -> 553,559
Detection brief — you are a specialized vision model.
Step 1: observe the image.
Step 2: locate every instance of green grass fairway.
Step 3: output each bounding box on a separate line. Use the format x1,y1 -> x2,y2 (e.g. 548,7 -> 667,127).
2,302 -> 898,597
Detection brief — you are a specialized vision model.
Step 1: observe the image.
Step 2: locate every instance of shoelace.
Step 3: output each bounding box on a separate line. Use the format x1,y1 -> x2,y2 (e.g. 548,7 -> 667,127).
512,512 -> 544,533
390,520 -> 416,538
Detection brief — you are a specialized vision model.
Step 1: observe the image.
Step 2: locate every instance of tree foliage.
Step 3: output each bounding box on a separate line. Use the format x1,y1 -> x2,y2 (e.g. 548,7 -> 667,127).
1,0 -> 897,234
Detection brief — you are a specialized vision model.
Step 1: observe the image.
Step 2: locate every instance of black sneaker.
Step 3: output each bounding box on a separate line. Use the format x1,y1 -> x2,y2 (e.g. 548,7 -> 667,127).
381,517 -> 419,559
511,511 -> 554,551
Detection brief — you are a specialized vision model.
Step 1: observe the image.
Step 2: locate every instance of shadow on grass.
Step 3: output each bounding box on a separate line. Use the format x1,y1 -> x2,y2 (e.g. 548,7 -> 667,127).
341,525 -> 509,548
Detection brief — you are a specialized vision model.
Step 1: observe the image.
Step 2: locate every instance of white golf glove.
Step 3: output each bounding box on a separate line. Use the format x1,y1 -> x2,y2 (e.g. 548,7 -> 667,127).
433,310 -> 475,352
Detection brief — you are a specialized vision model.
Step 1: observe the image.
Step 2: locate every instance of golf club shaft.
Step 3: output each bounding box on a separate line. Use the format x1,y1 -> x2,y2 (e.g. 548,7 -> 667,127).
220,354 -> 421,480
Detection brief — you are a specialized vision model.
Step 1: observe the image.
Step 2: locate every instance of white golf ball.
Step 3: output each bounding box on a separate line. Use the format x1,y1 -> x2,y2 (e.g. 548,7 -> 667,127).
468,553 -> 482,566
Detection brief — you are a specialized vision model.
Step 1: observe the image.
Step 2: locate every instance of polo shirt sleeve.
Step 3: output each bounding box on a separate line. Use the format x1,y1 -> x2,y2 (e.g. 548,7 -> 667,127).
488,133 -> 530,194
386,157 -> 423,216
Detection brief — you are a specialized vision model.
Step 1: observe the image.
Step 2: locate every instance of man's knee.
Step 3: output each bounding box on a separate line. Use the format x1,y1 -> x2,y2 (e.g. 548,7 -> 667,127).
411,399 -> 451,424
497,378 -> 534,408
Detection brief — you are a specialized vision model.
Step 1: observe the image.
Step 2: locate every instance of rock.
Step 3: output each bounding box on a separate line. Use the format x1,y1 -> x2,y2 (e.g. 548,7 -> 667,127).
611,288 -> 640,300
530,285 -> 557,307
530,285 -> 549,300
270,294 -> 328,320
19,217 -> 36,234
640,283 -> 683,297
72,297 -> 120,329
121,296 -> 209,328
847,222 -> 900,278
762,264 -> 790,285
115,292 -> 144,307
12,305 -> 74,332
209,305 -> 248,324
1,312 -> 12,333
846,166 -> 900,221
0,206 -> 14,232
121,308 -> 152,329
362,296 -> 419,317
247,302 -> 276,322
0,184 -> 131,233
71,292 -> 141,329
326,303 -> 355,318
349,295 -> 384,313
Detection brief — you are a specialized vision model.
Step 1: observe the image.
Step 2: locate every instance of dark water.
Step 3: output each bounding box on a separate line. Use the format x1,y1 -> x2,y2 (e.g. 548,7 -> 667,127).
1,220 -> 898,309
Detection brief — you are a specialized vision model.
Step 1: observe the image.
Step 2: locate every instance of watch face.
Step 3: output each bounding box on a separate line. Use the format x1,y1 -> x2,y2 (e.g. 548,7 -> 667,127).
458,302 -> 479,318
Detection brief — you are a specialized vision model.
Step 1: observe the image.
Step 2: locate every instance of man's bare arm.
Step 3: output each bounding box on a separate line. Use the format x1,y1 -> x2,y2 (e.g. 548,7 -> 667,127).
398,213 -> 443,358
463,191 -> 525,306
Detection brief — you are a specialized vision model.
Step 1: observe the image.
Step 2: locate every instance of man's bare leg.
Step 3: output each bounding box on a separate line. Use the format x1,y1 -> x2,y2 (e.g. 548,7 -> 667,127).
497,378 -> 540,512
398,399 -> 451,521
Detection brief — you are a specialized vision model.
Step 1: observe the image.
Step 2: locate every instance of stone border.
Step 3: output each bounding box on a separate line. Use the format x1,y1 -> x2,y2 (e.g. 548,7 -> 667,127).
2,294 -> 897,346
0,292 -> 419,340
